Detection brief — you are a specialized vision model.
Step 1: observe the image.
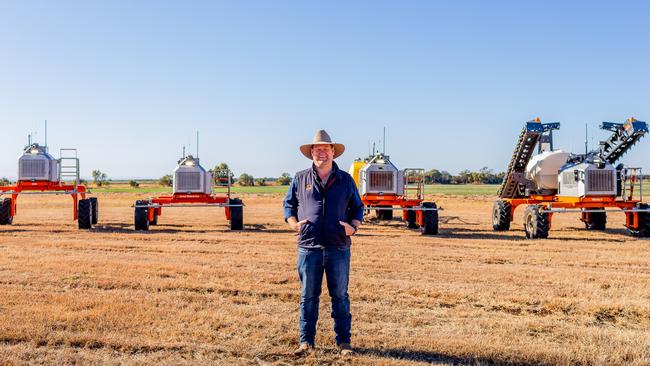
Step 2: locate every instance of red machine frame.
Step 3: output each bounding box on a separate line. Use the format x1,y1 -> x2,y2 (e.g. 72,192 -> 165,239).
363,193 -> 430,226
360,168 -> 439,232
504,195 -> 645,232
133,167 -> 244,231
138,192 -> 236,223
0,180 -> 87,220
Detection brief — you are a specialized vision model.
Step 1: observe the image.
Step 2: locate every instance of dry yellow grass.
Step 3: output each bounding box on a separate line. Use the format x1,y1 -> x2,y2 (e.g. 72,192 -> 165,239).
1,193 -> 650,365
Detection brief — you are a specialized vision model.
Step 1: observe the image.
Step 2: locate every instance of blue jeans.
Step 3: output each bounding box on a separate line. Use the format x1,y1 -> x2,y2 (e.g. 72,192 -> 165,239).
297,247 -> 351,346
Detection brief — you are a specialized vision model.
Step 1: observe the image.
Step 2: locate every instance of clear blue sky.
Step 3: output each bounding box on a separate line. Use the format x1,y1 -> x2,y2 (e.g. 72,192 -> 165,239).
1,1 -> 649,180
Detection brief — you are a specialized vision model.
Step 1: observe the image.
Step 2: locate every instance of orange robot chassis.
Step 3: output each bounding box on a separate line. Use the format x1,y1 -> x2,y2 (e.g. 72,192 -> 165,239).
0,180 -> 97,229
362,193 -> 439,235
495,195 -> 650,238
133,192 -> 243,231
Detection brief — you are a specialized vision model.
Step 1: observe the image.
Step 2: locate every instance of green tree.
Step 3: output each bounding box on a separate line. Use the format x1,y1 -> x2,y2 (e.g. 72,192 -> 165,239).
277,172 -> 292,185
424,169 -> 442,184
129,180 -> 140,188
238,173 -> 254,187
439,171 -> 453,184
159,174 -> 173,187
211,163 -> 234,186
450,170 -> 469,184
255,178 -> 266,186
92,170 -> 109,186
0,177 -> 12,186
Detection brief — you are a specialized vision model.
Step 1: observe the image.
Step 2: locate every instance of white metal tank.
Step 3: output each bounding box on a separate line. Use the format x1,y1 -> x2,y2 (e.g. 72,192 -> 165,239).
525,150 -> 570,190
358,154 -> 404,195
18,143 -> 60,182
558,162 -> 616,197
173,155 -> 212,194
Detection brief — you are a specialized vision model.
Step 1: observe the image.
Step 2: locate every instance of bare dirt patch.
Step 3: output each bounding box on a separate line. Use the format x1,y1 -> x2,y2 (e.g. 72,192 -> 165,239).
1,193 -> 649,365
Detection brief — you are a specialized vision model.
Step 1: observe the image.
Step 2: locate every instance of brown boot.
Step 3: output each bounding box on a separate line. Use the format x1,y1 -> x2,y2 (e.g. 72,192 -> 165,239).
293,343 -> 314,356
338,343 -> 353,356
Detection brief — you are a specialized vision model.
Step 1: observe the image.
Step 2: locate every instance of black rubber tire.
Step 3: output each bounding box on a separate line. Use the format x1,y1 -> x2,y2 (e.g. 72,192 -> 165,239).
629,203 -> 650,238
420,202 -> 438,235
376,206 -> 393,220
523,205 -> 549,239
78,199 -> 93,229
492,200 -> 511,231
584,210 -> 606,230
405,209 -> 418,229
150,209 -> 159,225
89,197 -> 98,225
229,198 -> 243,230
0,198 -> 13,225
134,200 -> 150,231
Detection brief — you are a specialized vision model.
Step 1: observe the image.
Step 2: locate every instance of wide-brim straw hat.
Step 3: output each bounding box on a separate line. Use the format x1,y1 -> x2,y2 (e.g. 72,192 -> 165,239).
299,130 -> 345,159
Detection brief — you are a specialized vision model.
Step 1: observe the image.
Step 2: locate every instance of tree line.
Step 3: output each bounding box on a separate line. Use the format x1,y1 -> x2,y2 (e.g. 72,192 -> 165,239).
424,167 -> 505,184
0,166 -> 506,188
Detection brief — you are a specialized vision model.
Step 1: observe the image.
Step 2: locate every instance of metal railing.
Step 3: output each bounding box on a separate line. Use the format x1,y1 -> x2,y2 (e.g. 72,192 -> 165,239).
622,167 -> 643,202
58,148 -> 80,188
403,168 -> 424,200
211,168 -> 232,197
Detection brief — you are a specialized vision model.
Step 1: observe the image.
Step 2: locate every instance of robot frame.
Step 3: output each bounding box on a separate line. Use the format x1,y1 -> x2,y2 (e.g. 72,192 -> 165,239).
0,128 -> 98,229
493,117 -> 650,239
133,136 -> 244,232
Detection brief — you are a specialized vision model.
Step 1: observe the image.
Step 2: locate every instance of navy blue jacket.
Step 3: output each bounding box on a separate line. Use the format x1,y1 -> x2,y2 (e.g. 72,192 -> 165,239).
283,162 -> 364,249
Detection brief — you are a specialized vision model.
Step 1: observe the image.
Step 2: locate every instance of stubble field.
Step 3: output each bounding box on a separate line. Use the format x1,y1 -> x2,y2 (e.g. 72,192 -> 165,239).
1,192 -> 649,365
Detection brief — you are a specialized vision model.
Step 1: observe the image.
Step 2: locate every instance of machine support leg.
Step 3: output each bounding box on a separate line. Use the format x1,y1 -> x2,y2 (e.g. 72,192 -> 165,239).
509,203 -> 519,222
11,193 -> 18,216
147,208 -> 155,222
72,193 -> 78,220
416,209 -> 424,226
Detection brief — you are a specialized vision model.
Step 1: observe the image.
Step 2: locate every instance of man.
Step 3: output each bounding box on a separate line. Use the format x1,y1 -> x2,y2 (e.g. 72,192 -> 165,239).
283,130 -> 364,356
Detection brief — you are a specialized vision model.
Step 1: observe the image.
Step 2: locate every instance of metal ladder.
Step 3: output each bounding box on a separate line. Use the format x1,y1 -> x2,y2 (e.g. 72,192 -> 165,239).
622,167 -> 644,202
59,148 -> 80,189
402,168 -> 424,200
498,119 -> 560,199
599,118 -> 648,164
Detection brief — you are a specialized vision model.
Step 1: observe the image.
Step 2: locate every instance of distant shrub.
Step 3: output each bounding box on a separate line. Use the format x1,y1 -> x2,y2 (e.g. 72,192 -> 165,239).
277,173 -> 292,186
92,170 -> 109,186
159,174 -> 173,187
238,173 -> 254,187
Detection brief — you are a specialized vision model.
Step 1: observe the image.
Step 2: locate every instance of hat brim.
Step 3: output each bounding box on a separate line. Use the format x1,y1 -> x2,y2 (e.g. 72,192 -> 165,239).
300,143 -> 345,160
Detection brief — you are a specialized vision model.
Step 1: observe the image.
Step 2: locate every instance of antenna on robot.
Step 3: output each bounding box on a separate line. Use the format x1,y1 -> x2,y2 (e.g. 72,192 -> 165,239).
585,123 -> 588,154
196,131 -> 199,159
44,120 -> 48,152
182,145 -> 186,159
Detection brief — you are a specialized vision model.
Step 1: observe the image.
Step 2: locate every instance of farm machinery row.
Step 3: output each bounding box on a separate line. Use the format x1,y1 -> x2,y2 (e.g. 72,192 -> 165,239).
0,129 -> 244,232
2,119 -> 649,240
493,117 -> 649,239
0,128 -> 436,234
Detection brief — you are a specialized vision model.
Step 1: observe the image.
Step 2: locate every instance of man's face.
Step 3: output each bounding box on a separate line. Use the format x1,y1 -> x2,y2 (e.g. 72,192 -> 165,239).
311,144 -> 334,167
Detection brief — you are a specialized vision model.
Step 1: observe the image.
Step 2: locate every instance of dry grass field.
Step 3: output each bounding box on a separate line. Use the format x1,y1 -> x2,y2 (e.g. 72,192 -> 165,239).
1,192 -> 650,365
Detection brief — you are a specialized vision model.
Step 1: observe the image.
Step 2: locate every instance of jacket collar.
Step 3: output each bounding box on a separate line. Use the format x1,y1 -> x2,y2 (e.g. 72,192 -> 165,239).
311,161 -> 341,186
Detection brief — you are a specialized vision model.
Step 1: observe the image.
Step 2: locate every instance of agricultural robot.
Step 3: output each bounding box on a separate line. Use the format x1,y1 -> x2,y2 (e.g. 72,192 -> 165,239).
493,117 -> 649,239
0,132 -> 98,229
349,151 -> 439,235
133,146 -> 244,231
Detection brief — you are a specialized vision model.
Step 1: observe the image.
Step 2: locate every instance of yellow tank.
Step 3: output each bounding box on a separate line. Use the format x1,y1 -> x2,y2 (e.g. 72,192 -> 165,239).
348,160 -> 366,189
